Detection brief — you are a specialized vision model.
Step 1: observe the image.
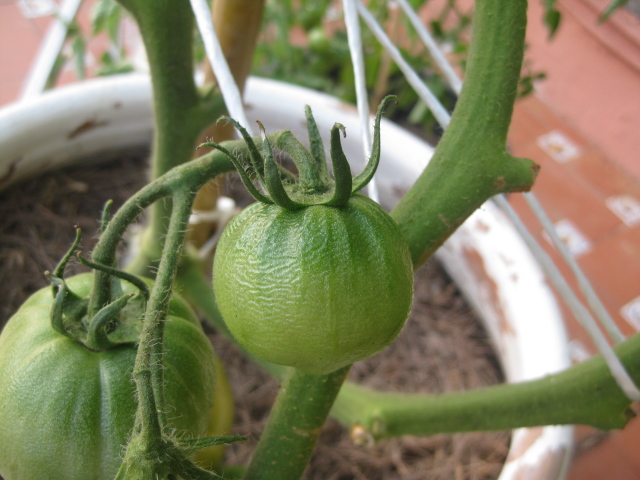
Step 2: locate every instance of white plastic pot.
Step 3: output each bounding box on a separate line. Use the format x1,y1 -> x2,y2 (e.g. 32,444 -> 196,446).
0,74 -> 573,480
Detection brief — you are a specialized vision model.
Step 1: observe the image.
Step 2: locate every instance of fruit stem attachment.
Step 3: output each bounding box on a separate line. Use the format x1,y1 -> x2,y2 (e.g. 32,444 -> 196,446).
46,228 -> 147,352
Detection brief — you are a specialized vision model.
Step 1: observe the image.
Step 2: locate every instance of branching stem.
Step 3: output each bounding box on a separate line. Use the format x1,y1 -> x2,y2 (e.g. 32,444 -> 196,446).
332,332 -> 640,437
88,147 -> 239,314
391,0 -> 537,266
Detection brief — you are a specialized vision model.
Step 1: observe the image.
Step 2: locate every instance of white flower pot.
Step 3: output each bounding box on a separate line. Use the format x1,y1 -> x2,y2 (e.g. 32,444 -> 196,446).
0,74 -> 573,480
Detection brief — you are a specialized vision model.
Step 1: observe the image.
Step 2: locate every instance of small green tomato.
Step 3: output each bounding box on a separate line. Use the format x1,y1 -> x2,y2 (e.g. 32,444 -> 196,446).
206,97 -> 413,375
0,272 -> 218,480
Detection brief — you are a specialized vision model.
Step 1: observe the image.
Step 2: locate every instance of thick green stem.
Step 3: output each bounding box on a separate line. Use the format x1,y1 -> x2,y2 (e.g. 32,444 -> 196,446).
243,366 -> 351,480
391,0 -> 538,266
332,333 -> 640,437
115,0 -> 226,274
119,1 -> 201,175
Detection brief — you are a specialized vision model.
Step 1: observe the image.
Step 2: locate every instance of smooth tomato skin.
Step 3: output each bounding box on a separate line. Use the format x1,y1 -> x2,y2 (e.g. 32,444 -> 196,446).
0,273 -> 217,480
213,194 -> 414,375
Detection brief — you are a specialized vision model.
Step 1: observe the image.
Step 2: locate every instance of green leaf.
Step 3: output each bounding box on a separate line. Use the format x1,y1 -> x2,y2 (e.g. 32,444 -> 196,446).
91,0 -> 114,35
600,0 -> 630,21
71,36 -> 87,80
544,7 -> 562,39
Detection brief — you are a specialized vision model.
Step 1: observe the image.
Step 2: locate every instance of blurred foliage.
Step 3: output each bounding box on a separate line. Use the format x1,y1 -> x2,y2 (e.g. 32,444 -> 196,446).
53,0 -> 590,142
48,0 -> 133,87
542,0 -> 629,37
49,0 -> 631,121
90,0 -> 135,75
252,0 -> 472,143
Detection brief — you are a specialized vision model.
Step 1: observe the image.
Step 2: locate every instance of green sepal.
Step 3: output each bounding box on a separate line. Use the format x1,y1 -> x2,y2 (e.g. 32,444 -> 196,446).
177,434 -> 246,456
215,100 -> 393,210
305,105 -> 328,175
217,116 -> 265,178
326,123 -> 353,207
199,141 -> 274,205
45,227 -> 151,351
47,228 -> 89,339
351,95 -> 396,193
259,122 -> 306,210
47,273 -> 88,340
51,227 -> 83,298
274,130 -> 327,194
85,292 -> 134,351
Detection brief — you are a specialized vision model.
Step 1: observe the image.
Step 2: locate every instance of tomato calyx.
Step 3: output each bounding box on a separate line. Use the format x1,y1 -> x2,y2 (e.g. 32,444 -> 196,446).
115,432 -> 245,480
201,95 -> 396,210
47,228 -> 148,352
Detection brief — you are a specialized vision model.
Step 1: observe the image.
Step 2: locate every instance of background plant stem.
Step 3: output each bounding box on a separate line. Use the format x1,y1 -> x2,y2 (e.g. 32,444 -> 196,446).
189,0 -> 266,250
90,148 -> 236,317
115,0 -> 226,275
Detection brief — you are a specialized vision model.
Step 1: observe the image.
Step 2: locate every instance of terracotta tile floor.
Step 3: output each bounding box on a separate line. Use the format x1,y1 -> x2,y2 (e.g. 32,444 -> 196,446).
1,1 -> 639,479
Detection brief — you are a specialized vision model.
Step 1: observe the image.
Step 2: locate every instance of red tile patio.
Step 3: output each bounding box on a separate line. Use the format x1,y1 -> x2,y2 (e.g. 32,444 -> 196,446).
1,0 -> 639,478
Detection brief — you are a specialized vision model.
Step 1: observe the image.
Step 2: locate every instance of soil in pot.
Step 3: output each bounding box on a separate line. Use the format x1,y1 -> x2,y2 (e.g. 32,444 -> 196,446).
0,155 -> 510,480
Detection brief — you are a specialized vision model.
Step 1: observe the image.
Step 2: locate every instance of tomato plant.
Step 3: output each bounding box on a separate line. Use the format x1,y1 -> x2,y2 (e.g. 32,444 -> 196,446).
2,0 -> 638,478
0,272 -> 218,480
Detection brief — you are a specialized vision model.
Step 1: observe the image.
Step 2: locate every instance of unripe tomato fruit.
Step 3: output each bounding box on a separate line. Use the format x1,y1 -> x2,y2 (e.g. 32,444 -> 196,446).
0,273 -> 217,480
195,357 -> 236,469
213,194 -> 413,375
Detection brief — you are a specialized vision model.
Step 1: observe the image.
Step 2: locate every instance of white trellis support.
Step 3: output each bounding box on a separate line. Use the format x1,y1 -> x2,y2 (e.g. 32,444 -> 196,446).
189,0 -> 252,132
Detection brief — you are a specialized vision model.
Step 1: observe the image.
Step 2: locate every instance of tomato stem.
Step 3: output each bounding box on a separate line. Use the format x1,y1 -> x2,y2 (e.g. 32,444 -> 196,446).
135,194 -> 196,437
243,366 -> 351,480
119,193 -> 197,469
113,0 -> 227,277
332,332 -> 640,436
391,0 -> 538,266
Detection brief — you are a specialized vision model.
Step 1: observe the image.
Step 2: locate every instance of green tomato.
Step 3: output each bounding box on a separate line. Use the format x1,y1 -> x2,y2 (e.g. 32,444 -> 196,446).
213,194 -> 414,375
194,358 -> 235,469
308,27 -> 331,55
0,273 -> 217,480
